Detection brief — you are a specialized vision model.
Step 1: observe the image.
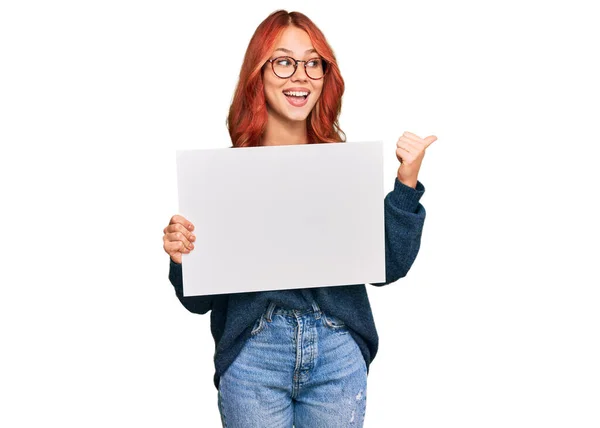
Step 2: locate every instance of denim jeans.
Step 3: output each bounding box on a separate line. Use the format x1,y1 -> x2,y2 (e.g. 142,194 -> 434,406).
218,301 -> 368,427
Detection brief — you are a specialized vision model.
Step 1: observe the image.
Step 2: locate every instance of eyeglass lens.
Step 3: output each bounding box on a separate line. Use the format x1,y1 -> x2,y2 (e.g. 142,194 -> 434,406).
272,56 -> 325,79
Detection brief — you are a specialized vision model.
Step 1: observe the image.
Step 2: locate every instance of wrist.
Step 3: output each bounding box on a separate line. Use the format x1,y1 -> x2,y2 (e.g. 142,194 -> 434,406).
397,171 -> 417,189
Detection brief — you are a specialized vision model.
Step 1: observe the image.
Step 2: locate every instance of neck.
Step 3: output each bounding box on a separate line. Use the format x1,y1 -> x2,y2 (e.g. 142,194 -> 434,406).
262,110 -> 309,146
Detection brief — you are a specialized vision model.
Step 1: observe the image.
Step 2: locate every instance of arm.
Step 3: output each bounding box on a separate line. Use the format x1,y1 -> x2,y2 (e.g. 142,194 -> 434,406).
169,259 -> 214,314
164,214 -> 214,314
370,177 -> 426,286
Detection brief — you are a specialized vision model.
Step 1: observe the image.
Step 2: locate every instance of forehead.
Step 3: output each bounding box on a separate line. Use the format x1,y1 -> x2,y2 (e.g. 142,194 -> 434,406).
272,26 -> 315,56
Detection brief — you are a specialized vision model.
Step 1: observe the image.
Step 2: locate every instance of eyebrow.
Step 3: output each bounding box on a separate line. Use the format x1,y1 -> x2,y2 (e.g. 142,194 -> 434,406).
273,48 -> 318,56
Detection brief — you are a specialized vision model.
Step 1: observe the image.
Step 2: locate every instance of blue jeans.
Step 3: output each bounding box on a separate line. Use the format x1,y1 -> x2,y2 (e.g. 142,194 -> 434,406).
218,301 -> 368,427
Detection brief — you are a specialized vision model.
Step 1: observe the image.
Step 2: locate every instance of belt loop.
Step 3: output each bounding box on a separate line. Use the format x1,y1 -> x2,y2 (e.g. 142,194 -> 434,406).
311,301 -> 321,319
265,301 -> 276,322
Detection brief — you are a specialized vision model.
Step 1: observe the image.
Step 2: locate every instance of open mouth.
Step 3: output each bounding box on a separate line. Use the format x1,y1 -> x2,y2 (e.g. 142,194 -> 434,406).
283,90 -> 310,100
282,89 -> 310,107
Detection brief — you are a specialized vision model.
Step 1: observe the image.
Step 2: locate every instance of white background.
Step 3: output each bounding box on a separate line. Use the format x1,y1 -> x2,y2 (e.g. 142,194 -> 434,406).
1,0 -> 598,427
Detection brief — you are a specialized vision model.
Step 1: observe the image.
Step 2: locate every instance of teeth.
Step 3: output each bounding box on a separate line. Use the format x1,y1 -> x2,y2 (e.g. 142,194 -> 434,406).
283,91 -> 309,97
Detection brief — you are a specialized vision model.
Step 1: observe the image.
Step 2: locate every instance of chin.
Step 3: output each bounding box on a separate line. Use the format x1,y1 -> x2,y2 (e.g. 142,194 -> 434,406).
286,113 -> 310,122
283,106 -> 313,122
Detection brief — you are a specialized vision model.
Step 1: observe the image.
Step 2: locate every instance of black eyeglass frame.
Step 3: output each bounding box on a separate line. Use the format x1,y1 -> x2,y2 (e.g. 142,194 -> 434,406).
266,56 -> 328,80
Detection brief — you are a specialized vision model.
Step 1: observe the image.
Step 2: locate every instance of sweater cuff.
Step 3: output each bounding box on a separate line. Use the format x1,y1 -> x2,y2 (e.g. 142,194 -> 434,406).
169,258 -> 183,290
386,178 -> 425,213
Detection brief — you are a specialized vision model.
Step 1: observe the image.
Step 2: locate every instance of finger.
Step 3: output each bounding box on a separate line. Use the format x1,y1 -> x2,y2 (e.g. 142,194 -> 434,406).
423,135 -> 437,148
165,232 -> 194,251
169,214 -> 195,231
403,131 -> 422,141
396,144 -> 417,159
164,240 -> 192,256
165,231 -> 194,251
165,241 -> 192,254
403,131 -> 438,148
396,144 -> 415,158
396,147 -> 417,164
397,137 -> 420,154
164,223 -> 196,242
402,132 -> 427,146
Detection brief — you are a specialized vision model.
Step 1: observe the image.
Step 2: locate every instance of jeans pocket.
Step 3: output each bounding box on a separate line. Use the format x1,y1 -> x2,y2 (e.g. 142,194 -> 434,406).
250,315 -> 266,336
321,313 -> 348,332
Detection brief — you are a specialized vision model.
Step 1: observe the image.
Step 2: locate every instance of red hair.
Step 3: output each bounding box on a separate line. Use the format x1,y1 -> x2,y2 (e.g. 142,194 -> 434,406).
227,10 -> 346,147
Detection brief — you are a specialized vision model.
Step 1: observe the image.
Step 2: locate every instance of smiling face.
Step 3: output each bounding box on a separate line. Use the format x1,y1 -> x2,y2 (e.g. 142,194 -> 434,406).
263,26 -> 324,125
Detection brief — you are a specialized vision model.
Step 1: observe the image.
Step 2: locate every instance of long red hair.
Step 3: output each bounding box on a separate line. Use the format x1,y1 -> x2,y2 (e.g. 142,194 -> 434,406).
227,10 -> 346,147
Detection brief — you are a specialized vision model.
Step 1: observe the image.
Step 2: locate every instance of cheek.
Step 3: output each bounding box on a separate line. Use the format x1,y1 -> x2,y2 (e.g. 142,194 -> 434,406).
312,85 -> 324,104
263,77 -> 282,106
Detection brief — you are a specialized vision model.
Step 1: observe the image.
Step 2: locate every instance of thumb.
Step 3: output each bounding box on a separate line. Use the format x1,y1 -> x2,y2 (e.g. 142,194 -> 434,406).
423,135 -> 437,148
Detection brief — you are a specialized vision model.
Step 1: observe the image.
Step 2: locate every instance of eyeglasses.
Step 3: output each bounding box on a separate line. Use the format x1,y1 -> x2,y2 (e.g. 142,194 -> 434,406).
266,56 -> 327,80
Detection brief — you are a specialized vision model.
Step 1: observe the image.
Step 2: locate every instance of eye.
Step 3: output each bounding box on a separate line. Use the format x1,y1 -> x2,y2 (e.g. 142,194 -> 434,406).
306,58 -> 322,68
275,57 -> 293,67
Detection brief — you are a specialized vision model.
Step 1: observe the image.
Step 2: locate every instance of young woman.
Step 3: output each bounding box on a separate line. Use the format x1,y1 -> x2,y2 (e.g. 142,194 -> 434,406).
162,10 -> 436,427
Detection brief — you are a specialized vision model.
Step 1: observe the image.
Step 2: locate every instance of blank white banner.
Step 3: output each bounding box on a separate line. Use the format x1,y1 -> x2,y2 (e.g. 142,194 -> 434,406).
176,141 -> 385,296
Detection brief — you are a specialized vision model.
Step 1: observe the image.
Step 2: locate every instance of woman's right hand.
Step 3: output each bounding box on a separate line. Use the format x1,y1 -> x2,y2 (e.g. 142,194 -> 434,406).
163,215 -> 196,264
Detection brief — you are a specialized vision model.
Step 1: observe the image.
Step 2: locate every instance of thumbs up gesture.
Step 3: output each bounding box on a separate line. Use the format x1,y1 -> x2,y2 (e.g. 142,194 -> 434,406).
395,131 -> 437,188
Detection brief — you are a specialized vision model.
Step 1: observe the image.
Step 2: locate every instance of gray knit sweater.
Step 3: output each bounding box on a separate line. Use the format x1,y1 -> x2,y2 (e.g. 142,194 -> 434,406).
169,177 -> 426,388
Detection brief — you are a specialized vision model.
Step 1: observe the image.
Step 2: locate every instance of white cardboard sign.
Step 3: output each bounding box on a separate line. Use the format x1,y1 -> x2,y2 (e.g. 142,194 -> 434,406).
176,141 -> 385,296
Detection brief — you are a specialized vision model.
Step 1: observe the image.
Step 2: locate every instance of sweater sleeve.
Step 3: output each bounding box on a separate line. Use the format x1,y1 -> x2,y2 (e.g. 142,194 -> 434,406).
168,259 -> 214,314
370,178 -> 426,286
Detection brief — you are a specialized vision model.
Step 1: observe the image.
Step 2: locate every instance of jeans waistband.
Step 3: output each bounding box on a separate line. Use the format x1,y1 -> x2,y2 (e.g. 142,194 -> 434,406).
265,301 -> 322,322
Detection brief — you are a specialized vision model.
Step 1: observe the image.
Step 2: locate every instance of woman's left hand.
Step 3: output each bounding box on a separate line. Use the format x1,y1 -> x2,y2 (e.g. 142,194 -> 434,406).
395,131 -> 437,188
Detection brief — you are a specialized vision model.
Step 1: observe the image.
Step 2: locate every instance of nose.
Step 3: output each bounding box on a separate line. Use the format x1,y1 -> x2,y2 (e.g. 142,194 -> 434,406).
291,63 -> 308,82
